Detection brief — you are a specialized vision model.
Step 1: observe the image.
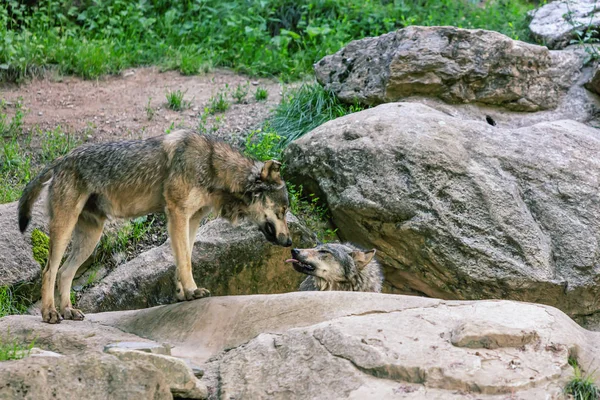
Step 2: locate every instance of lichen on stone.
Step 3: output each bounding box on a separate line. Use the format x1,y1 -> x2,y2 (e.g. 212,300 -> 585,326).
31,229 -> 49,267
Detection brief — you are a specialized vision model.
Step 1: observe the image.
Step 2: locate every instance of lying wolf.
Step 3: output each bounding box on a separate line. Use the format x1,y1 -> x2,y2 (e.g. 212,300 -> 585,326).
286,243 -> 383,292
18,130 -> 292,324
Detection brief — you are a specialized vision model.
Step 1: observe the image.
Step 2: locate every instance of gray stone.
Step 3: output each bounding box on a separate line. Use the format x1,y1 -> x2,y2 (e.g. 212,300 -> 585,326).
0,352 -> 173,400
283,102 -> 600,318
78,213 -> 315,313
0,200 -> 47,298
106,348 -> 207,399
529,0 -> 598,49
314,26 -> 582,111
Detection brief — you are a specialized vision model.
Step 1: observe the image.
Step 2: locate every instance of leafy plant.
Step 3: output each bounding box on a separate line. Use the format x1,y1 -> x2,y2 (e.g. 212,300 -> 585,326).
232,82 -> 250,104
567,0 -> 600,64
166,89 -> 191,111
207,86 -> 230,114
255,87 -> 268,101
0,0 -> 535,83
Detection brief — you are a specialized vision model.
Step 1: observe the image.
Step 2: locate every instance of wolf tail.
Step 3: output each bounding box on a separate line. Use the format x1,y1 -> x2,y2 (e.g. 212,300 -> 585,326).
18,158 -> 62,233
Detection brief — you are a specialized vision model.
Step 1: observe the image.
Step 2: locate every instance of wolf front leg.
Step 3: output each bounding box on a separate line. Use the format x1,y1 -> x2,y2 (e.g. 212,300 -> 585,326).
166,206 -> 210,301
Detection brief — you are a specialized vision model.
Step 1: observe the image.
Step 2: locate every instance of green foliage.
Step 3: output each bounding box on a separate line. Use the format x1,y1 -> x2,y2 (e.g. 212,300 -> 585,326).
232,82 -> 250,104
566,358 -> 600,400
145,97 -> 155,120
1,0 -> 535,82
244,124 -> 337,243
0,331 -> 35,361
89,214 -> 167,273
567,0 -> 600,64
0,100 -> 32,203
166,89 -> 190,111
255,87 -> 268,101
40,126 -> 79,162
207,87 -> 231,114
31,228 -> 49,267
270,83 -> 364,149
245,125 -> 282,161
0,287 -> 28,318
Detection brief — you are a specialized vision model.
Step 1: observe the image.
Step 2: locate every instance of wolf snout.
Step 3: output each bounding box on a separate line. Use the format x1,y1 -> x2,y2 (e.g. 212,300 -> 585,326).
291,248 -> 299,258
279,235 -> 292,247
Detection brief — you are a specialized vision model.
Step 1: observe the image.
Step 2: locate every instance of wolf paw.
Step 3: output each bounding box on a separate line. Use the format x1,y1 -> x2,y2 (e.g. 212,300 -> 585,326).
62,307 -> 85,321
184,287 -> 211,300
42,307 -> 63,324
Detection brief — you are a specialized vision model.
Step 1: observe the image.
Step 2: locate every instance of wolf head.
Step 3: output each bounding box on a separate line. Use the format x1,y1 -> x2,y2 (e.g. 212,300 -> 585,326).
286,243 -> 376,283
245,160 -> 292,247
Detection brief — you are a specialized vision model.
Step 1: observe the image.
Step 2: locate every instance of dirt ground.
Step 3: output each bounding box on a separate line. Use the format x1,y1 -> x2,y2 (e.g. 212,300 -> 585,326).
1,67 -> 284,147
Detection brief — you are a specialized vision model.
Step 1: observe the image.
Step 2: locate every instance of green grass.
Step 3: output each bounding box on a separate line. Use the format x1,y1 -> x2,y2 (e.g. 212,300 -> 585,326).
0,333 -> 35,362
0,287 -> 28,318
255,87 -> 269,102
0,101 -> 79,203
166,89 -> 190,111
270,83 -> 364,150
566,358 -> 600,400
207,87 -> 231,114
244,121 -> 337,242
232,82 -> 250,104
1,0 -> 535,83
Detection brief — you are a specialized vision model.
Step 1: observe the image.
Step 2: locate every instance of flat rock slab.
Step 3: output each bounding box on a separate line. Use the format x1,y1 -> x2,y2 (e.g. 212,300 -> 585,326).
83,292 -> 600,399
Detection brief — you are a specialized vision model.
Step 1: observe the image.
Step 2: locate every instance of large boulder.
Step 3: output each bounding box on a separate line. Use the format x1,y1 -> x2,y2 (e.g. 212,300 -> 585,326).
283,102 -> 600,319
86,292 -> 600,399
0,200 -> 47,299
529,0 -> 598,49
78,214 -> 315,313
314,26 -> 582,112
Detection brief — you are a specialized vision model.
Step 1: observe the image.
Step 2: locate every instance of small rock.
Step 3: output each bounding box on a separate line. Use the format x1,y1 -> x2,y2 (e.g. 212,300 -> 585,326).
38,111 -> 43,116
251,81 -> 259,86
104,342 -> 171,355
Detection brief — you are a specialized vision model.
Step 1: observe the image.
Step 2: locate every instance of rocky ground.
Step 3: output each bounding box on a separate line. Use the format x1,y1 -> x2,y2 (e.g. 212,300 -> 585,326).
3,292 -> 599,399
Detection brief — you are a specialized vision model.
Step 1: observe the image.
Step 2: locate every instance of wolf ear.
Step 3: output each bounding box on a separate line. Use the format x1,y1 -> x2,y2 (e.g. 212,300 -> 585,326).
351,249 -> 376,269
260,160 -> 282,183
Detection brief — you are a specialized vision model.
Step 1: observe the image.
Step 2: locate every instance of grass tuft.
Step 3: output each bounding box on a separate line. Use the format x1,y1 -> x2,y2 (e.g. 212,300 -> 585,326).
232,82 -> 250,104
0,287 -> 28,318
270,83 -> 364,149
207,87 -> 231,114
255,87 -> 268,102
166,89 -> 190,111
566,357 -> 600,400
0,332 -> 35,362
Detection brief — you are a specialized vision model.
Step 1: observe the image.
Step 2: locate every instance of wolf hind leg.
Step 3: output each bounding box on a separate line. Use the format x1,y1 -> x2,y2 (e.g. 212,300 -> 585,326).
58,212 -> 105,320
42,192 -> 88,324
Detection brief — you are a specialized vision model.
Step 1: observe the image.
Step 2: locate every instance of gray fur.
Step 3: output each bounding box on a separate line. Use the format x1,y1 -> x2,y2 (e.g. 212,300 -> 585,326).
292,243 -> 384,292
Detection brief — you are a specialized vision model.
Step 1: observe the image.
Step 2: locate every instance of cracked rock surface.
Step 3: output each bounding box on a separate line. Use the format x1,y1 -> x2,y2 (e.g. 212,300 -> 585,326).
284,102 -> 600,321
85,292 -> 600,399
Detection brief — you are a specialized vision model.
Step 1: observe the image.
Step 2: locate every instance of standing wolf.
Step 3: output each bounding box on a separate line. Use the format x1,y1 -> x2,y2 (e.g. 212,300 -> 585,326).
19,130 -> 292,324
286,243 -> 383,292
